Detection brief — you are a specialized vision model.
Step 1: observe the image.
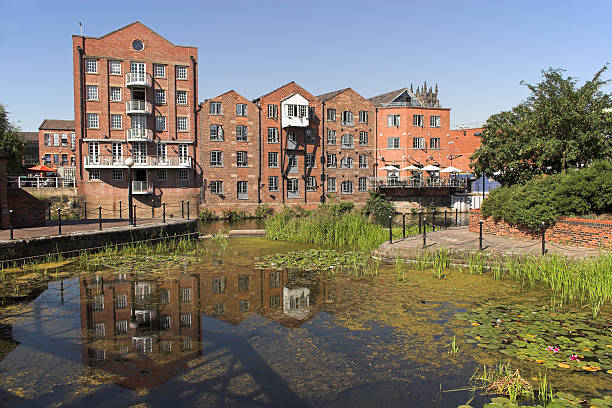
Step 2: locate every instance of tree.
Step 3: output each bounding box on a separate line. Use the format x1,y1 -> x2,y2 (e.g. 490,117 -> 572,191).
471,66 -> 612,186
0,104 -> 25,173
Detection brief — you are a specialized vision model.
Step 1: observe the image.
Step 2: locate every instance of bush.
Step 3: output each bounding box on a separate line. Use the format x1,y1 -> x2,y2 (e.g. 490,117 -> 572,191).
199,208 -> 216,220
362,191 -> 395,225
255,203 -> 274,218
223,209 -> 249,221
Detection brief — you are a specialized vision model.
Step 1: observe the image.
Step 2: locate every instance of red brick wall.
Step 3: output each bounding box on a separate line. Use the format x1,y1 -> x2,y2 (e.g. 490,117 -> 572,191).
469,210 -> 612,249
448,128 -> 482,171
38,128 -> 77,167
6,187 -> 46,228
0,155 -> 8,228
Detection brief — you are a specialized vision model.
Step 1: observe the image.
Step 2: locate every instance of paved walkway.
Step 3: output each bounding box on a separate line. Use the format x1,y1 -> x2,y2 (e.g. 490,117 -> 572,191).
373,226 -> 605,259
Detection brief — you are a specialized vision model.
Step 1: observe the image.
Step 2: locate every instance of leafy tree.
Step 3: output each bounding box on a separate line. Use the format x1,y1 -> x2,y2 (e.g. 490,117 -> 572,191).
363,191 -> 395,225
471,66 -> 612,186
0,104 -> 25,173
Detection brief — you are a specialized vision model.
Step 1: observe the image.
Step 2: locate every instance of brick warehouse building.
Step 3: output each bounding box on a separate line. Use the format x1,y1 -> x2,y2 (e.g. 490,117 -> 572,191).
38,119 -> 76,167
72,22 -> 200,215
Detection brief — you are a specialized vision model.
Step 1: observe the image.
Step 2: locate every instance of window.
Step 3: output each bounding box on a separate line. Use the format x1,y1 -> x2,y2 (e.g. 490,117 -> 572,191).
154,64 -> 166,78
53,154 -> 59,164
287,131 -> 297,149
180,288 -> 192,303
156,116 -> 166,131
89,169 -> 100,180
160,289 -> 170,304
117,320 -> 128,334
155,89 -> 166,104
327,129 -> 336,145
53,133 -> 59,146
267,127 -> 279,143
210,124 -> 223,141
430,137 -> 441,150
430,115 -> 441,128
176,65 -> 187,80
236,104 -> 247,116
268,176 -> 279,192
238,275 -> 249,292
112,169 -> 123,180
306,176 -> 317,191
179,169 -> 188,180
176,90 -> 187,105
270,295 -> 281,309
326,153 -> 337,168
359,131 -> 368,146
179,144 -> 188,164
180,313 -> 192,327
387,137 -> 400,148
61,134 -> 68,146
341,180 -> 354,194
359,154 -> 368,169
413,114 -> 424,127
341,134 -> 354,149
287,178 -> 299,197
109,61 -> 121,75
93,295 -> 104,311
305,153 -> 315,168
236,125 -> 247,142
89,141 -> 99,160
305,129 -> 315,144
213,303 -> 225,315
44,133 -> 51,146
268,152 -> 278,168
237,151 -> 248,167
413,137 -> 425,149
157,143 -> 167,161
359,110 -> 368,123
269,271 -> 280,288
210,180 -> 223,194
177,117 -> 188,131
267,104 -> 278,118
286,104 -> 308,118
110,87 -> 121,102
288,154 -> 298,172
210,150 -> 223,167
326,108 -> 336,121
87,113 -> 99,129
86,85 -> 98,101
110,114 -> 122,129
210,102 -> 222,115
340,156 -> 354,169
85,59 -> 98,73
387,114 -> 400,127
212,277 -> 226,294
341,110 -> 354,125
116,294 -> 127,309
327,177 -> 336,192
44,154 -> 51,164
300,105 -> 307,117
157,169 -> 167,180
359,177 -> 368,191
71,133 -> 76,149
239,300 -> 250,313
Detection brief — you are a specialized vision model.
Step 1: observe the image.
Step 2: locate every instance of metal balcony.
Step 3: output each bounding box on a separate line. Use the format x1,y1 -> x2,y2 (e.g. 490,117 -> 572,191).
84,155 -> 126,168
125,72 -> 152,87
126,100 -> 152,115
126,128 -> 153,142
147,156 -> 192,168
132,181 -> 153,194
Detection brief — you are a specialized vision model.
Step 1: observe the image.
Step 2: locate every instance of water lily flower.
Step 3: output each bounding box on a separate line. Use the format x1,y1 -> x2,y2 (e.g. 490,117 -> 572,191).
569,354 -> 580,361
547,346 -> 560,353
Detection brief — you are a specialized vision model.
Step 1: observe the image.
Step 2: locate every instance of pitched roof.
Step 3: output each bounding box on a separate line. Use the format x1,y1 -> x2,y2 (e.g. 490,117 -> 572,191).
253,81 -> 300,102
368,88 -> 422,107
20,132 -> 38,141
74,21 -> 196,49
39,120 -> 75,131
317,88 -> 350,103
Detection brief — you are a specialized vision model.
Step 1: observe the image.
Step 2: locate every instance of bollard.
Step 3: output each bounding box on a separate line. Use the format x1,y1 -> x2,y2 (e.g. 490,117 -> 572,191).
60,281 -> 64,305
163,202 -> 166,223
9,210 -> 13,240
48,202 -> 51,219
151,200 -> 155,219
418,211 -> 422,234
479,220 -> 483,251
444,210 -> 447,229
187,201 -> 190,220
422,221 -> 427,248
181,200 -> 185,218
402,213 -> 406,238
58,209 -> 62,235
455,208 -> 458,227
119,200 -> 122,219
98,206 -> 102,231
388,215 -> 392,244
84,201 -> 87,220
133,205 -> 137,226
541,222 -> 546,255
432,211 -> 436,232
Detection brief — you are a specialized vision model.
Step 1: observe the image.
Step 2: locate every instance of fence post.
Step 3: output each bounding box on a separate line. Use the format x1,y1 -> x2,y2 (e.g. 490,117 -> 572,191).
181,200 -> 185,218
444,210 -> 447,229
84,201 -> 87,220
187,201 -> 190,220
455,208 -> 458,227
98,206 -> 102,231
479,220 -> 483,251
422,221 -> 427,248
133,205 -> 137,226
119,200 -> 122,219
48,202 -> 51,219
9,210 -> 13,240
151,200 -> 155,219
541,222 -> 546,255
402,213 -> 406,238
163,202 -> 166,223
58,209 -> 62,235
388,215 -> 392,244
432,211 -> 436,232
418,211 -> 422,234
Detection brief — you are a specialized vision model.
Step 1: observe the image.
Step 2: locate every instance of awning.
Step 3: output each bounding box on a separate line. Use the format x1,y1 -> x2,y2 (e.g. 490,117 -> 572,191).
421,165 -> 441,172
440,166 -> 462,173
28,164 -> 56,172
401,165 -> 420,171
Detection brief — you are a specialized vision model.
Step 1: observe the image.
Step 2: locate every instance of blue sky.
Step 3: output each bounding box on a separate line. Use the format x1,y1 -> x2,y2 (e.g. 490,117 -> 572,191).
1,0 -> 610,131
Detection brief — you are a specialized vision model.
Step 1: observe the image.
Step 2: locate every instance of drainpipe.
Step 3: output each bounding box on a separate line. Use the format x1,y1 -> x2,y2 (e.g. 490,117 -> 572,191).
374,107 -> 378,180
77,43 -> 86,183
280,109 -> 285,205
321,101 -> 326,203
304,122 -> 307,205
190,56 -> 198,183
257,103 -> 262,204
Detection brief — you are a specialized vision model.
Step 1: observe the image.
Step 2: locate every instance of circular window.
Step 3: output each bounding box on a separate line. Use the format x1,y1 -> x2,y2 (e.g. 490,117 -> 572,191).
132,39 -> 144,52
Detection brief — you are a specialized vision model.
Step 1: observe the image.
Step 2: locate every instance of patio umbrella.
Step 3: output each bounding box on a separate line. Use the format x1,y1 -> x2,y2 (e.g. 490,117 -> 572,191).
28,164 -> 56,172
440,166 -> 462,173
379,165 -> 400,171
421,165 -> 441,172
401,165 -> 420,171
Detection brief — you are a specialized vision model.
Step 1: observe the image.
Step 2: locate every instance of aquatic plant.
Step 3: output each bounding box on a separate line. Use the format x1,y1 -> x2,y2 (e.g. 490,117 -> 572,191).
447,336 -> 460,355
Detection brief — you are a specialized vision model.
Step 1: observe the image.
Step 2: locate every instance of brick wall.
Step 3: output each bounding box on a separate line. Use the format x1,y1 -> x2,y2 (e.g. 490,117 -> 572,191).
7,188 -> 47,228
469,210 -> 612,249
0,154 -> 8,228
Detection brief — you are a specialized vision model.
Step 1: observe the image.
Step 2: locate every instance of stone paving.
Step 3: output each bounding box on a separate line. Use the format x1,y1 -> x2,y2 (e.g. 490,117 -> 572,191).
373,226 -> 605,260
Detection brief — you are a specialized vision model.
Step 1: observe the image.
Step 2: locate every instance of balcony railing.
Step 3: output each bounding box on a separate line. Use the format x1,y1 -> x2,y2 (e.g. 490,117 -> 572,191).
132,181 -> 153,194
369,177 -> 468,189
126,100 -> 152,115
341,120 -> 355,127
126,128 -> 153,141
125,72 -> 152,87
148,156 -> 192,167
84,155 -> 192,168
84,155 -> 125,167
8,176 -> 76,188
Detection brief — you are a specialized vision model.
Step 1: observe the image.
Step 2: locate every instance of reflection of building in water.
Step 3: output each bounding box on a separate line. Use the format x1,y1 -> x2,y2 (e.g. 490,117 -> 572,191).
283,287 -> 310,319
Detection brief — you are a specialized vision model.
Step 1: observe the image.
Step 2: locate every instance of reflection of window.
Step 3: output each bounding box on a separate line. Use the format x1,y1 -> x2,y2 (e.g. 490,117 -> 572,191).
387,137 -> 400,148
359,155 -> 368,169
93,295 -> 104,311
212,277 -> 226,293
268,152 -> 278,168
269,271 -> 280,288
160,289 -> 170,304
213,303 -> 225,315
238,275 -> 249,292
340,156 -> 353,169
94,322 -> 105,336
116,294 -> 127,309
117,320 -> 128,334
305,153 -> 315,168
180,288 -> 191,302
161,341 -> 172,353
135,283 -> 151,301
181,337 -> 192,352
270,295 -> 281,309
180,313 -> 192,327
239,299 -> 250,313
133,337 -> 153,355
161,315 -> 171,329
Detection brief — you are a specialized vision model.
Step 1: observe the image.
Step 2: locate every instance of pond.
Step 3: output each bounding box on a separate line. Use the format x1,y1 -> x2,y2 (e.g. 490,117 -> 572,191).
0,237 -> 610,407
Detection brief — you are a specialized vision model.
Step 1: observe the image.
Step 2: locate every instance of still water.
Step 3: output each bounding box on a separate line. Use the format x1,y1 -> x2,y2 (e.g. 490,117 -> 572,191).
0,238 -> 609,407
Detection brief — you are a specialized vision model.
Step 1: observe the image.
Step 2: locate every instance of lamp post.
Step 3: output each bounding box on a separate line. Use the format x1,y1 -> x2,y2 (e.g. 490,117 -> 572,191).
125,157 -> 134,225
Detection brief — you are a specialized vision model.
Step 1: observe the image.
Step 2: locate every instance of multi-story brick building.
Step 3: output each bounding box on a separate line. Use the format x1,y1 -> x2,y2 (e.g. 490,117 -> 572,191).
21,132 -> 39,167
72,22 -> 200,214
37,120 -> 76,167
448,127 -> 482,171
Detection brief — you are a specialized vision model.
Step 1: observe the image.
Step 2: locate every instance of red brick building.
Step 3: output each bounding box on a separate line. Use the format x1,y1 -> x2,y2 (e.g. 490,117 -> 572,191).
72,22 -> 200,215
38,120 -> 76,167
448,127 -> 482,171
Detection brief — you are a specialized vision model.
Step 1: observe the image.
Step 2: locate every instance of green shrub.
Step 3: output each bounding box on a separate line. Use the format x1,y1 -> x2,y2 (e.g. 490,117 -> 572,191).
199,208 -> 216,220
362,191 -> 395,225
255,203 -> 274,218
223,209 -> 249,221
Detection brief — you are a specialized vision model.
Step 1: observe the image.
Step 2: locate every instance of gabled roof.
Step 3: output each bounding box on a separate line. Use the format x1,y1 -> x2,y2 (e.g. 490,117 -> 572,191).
253,81 -> 308,102
39,120 -> 75,131
74,21 -> 196,49
368,88 -> 423,107
317,88 -> 350,103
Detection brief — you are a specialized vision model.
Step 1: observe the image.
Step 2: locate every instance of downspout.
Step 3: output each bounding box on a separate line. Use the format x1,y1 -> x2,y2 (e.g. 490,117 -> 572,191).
77,43 -> 85,183
374,107 -> 378,180
280,109 -> 285,205
321,101 -> 326,203
304,123 -> 307,205
257,103 -> 262,204
190,56 -> 198,182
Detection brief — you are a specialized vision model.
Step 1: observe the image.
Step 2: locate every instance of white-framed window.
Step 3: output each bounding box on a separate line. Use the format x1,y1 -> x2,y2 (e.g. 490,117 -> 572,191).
210,124 -> 223,141
93,295 -> 104,311
181,337 -> 192,351
305,129 -> 315,144
430,137 -> 441,149
53,133 -> 59,146
85,59 -> 98,74
268,152 -> 278,168
327,129 -> 336,145
309,106 -> 316,119
341,110 -> 354,125
110,87 -> 121,102
210,102 -> 222,115
210,150 -> 223,167
61,133 -> 68,146
94,322 -> 106,336
71,133 -> 76,149
267,127 -> 279,143
112,169 -> 123,180
326,108 -> 336,121
237,151 -> 248,167
159,289 -> 170,304
236,104 -> 247,117
430,115 -> 441,128
180,288 -> 192,303
178,144 -> 188,164
341,180 -> 354,194
109,60 -> 121,75
267,104 -> 278,118
87,113 -> 99,129
236,125 -> 247,141
413,137 -> 425,149
177,117 -> 188,131
176,65 -> 187,80
268,176 -> 278,192
110,114 -> 122,129
89,141 -> 100,160
359,110 -> 368,123
116,294 -> 127,309
161,316 -> 171,330
387,114 -> 400,127
306,176 -> 317,191
287,178 -> 299,194
413,114 -> 424,127
305,153 -> 315,168
341,134 -> 354,149
327,177 -> 336,192
86,85 -> 98,101
179,169 -> 188,180
116,320 -> 128,335
155,89 -> 166,104
154,64 -> 166,78
288,154 -> 298,169
180,313 -> 192,327
359,154 -> 368,169
237,181 -> 248,199
176,90 -> 187,105
340,156 -> 354,169
387,137 -> 400,148
156,116 -> 166,131
157,169 -> 167,180
44,133 -> 51,146
210,180 -> 223,194
89,169 -> 100,180
359,131 -> 368,146
359,177 -> 368,191
157,143 -> 167,162
326,153 -> 337,168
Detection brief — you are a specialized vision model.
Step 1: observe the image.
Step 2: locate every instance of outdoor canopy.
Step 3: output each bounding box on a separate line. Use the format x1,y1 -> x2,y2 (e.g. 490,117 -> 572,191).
401,165 -> 421,171
440,166 -> 462,173
379,165 -> 400,171
421,165 -> 441,171
28,164 -> 56,172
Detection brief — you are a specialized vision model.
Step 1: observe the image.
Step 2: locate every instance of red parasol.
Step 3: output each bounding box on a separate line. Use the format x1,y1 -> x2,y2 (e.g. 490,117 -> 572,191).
28,164 -> 56,172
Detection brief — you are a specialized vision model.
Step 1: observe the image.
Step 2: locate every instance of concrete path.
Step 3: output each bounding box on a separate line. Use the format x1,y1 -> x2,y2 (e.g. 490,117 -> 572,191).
373,226 -> 605,260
